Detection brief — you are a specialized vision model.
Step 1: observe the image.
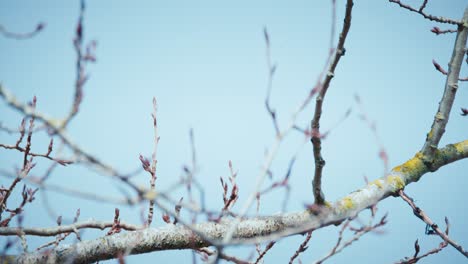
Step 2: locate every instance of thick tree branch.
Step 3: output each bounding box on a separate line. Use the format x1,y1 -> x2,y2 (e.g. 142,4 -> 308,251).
421,6 -> 468,164
13,140 -> 468,263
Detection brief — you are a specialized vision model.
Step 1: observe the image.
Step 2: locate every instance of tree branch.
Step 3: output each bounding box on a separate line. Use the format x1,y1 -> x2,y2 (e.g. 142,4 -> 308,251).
0,23 -> 45,40
389,0 -> 463,25
0,220 -> 141,237
311,0 -> 353,205
0,84 -> 142,195
399,190 -> 468,258
13,140 -> 468,263
421,6 -> 468,164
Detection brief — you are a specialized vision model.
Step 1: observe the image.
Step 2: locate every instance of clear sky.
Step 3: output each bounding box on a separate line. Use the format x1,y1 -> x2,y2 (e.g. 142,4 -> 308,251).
1,0 -> 467,263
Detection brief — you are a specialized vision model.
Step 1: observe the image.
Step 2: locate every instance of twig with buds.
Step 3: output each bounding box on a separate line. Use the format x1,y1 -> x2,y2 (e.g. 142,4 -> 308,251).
399,190 -> 468,258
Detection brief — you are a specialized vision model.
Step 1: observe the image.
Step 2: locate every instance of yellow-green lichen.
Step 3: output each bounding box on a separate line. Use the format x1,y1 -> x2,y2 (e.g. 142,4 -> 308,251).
427,129 -> 433,140
454,141 -> 467,154
341,197 -> 354,210
372,179 -> 383,189
386,175 -> 405,190
324,201 -> 332,208
392,152 -> 424,174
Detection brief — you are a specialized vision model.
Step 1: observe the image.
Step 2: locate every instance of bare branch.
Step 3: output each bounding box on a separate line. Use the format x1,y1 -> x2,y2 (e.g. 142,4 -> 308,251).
389,0 -> 462,25
421,7 -> 468,164
253,241 -> 275,264
289,231 -> 312,264
314,213 -> 387,264
311,0 -> 353,204
395,238 -> 448,264
431,26 -> 457,35
0,219 -> 141,237
263,27 -> 280,136
0,84 -> 143,194
399,191 -> 468,258
141,97 -> 160,227
61,0 -> 97,129
12,140 -> 468,263
0,142 -> 73,166
198,247 -> 252,264
432,59 -> 468,81
0,23 -> 45,39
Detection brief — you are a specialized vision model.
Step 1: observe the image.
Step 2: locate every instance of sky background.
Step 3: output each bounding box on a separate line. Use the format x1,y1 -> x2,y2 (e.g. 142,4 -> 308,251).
1,0 -> 467,263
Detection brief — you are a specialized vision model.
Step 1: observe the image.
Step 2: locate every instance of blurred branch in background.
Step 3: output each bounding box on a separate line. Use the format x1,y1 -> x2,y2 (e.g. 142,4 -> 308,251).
1,0 -> 467,263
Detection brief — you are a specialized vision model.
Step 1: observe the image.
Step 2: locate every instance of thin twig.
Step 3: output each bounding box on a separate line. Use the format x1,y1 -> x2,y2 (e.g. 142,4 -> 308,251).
389,0 -> 462,25
61,0 -> 97,129
431,26 -> 457,35
0,142 -> 73,166
0,219 -> 141,236
314,213 -> 387,264
0,98 -> 38,219
432,59 -> 468,81
198,247 -> 252,264
0,23 -> 45,39
253,241 -> 275,264
141,97 -> 160,227
0,84 -> 143,194
395,238 -> 448,264
289,231 -> 312,264
399,190 -> 468,258
263,27 -> 280,136
354,95 -> 389,174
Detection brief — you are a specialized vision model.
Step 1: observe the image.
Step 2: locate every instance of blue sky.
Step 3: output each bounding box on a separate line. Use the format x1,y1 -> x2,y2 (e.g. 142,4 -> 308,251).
1,0 -> 467,263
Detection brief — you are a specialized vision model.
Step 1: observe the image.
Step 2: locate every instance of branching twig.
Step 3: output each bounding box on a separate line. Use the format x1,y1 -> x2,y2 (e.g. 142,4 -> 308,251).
0,84 -> 143,194
395,238 -> 448,264
289,231 -> 312,264
0,140 -> 73,166
220,161 -> 239,212
36,211 -> 81,251
0,98 -> 38,219
107,208 -> 123,235
314,213 -> 387,264
253,241 -> 275,264
399,190 -> 468,258
389,0 -> 462,25
0,186 -> 37,227
61,0 -> 97,129
140,97 -> 160,227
